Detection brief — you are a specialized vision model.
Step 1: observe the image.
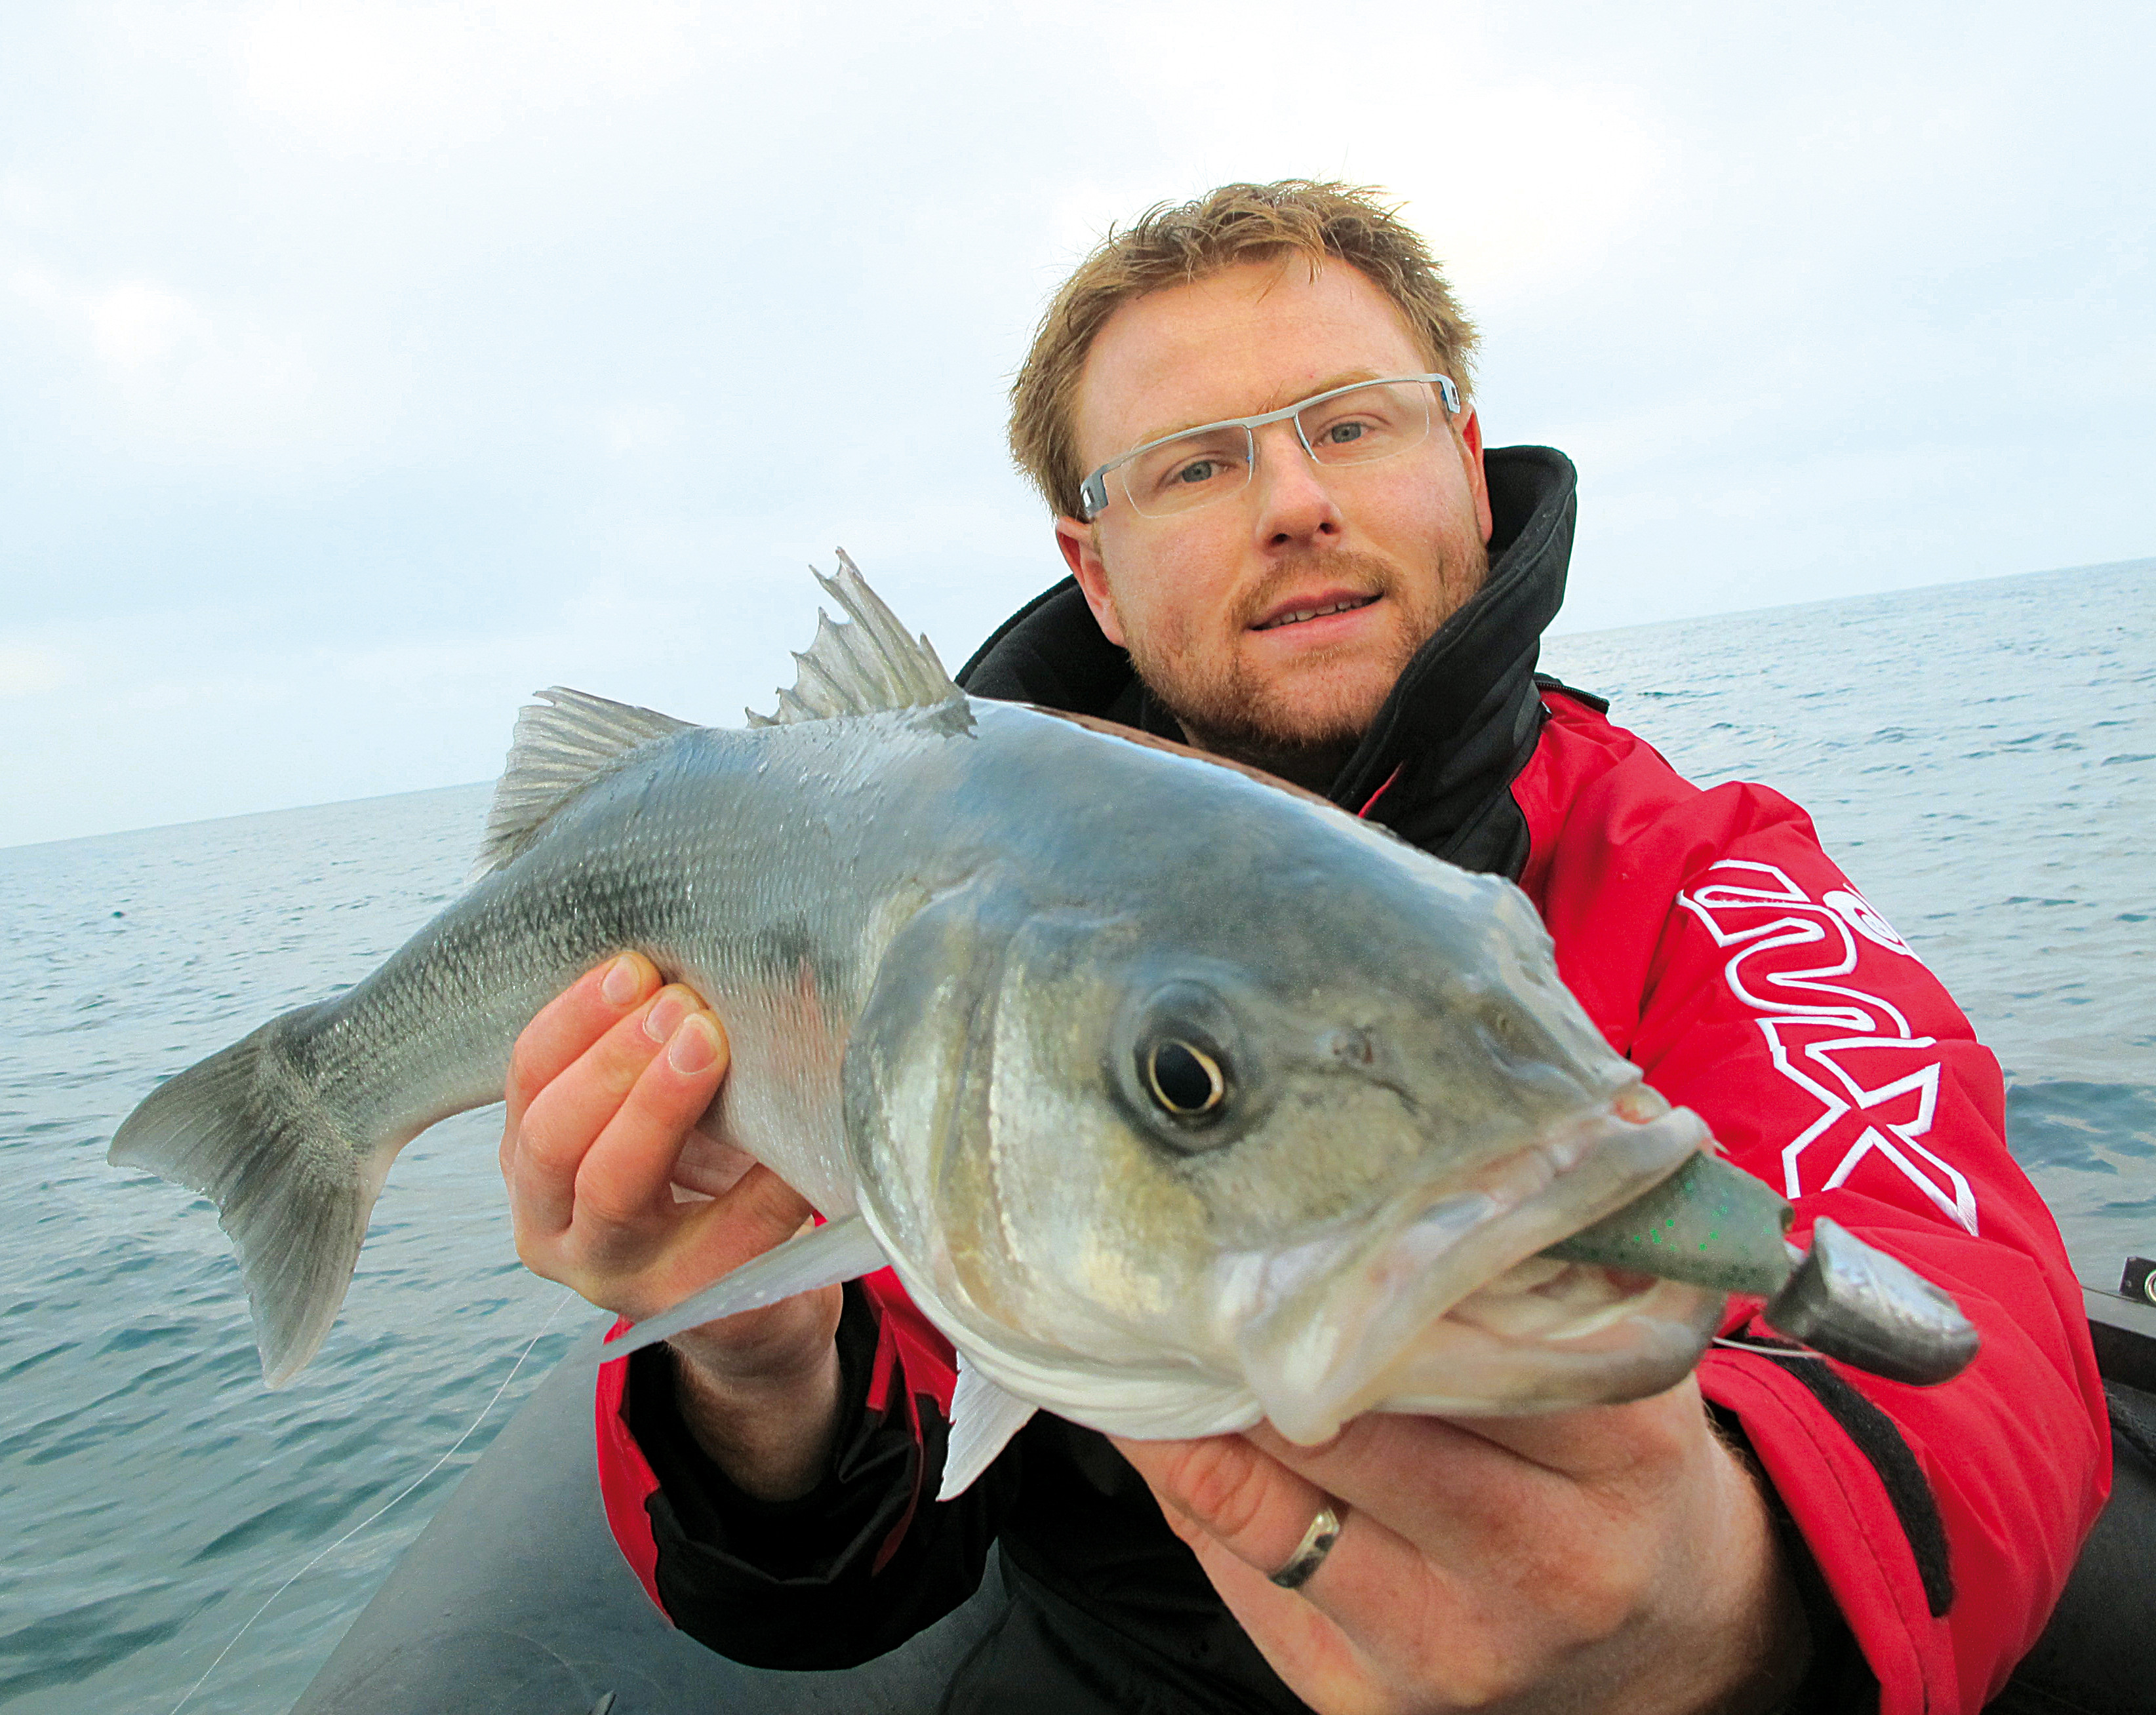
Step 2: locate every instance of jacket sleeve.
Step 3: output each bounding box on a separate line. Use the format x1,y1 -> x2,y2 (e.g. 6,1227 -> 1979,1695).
1518,709 -> 2110,1714
591,1272 -> 1008,1669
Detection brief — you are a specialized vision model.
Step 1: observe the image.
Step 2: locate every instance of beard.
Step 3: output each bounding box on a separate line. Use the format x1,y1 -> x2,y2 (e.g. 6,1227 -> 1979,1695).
1124,541 -> 1488,791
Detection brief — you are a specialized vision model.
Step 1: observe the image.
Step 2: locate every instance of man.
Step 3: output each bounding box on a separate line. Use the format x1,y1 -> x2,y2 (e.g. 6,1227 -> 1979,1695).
497,183 -> 2107,1713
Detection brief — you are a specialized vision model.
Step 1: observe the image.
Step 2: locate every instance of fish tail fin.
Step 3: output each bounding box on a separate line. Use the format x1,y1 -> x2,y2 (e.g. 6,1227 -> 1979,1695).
109,1004 -> 388,1388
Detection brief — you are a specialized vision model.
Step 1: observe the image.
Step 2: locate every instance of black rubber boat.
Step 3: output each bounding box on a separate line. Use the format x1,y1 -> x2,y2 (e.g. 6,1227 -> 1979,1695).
290,1282 -> 2156,1715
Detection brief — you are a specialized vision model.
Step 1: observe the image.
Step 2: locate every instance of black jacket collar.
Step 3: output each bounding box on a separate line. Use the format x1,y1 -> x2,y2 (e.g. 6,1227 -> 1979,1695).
955,445 -> 1588,878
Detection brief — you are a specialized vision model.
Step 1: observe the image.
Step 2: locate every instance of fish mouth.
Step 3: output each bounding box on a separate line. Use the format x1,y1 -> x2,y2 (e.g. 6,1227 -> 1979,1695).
1339,1261 -> 1724,1424
1219,1089 -> 1716,1444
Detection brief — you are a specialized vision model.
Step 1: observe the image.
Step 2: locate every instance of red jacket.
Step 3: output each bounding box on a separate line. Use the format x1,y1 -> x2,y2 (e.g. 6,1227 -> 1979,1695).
1516,688 -> 2108,1712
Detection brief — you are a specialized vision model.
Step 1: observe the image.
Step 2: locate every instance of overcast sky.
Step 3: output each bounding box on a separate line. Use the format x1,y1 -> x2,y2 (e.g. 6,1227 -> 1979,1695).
3,0 -> 2149,850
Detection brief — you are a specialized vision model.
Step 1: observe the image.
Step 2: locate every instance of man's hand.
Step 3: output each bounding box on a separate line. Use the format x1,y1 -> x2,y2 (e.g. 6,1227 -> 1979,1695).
1111,1379 -> 1808,1715
500,953 -> 845,1499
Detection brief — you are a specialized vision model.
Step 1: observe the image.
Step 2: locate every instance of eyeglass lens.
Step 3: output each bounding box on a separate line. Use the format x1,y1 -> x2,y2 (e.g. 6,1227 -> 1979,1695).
1119,380 -> 1438,519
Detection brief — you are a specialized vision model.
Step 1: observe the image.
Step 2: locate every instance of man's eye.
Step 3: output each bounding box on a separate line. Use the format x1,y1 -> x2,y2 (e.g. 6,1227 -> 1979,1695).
1321,418 -> 1372,446
1171,458 -> 1224,486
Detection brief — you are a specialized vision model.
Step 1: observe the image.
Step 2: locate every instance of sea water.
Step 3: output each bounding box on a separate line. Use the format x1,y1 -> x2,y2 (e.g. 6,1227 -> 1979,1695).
0,559 -> 2149,1712
1541,557 -> 2156,1282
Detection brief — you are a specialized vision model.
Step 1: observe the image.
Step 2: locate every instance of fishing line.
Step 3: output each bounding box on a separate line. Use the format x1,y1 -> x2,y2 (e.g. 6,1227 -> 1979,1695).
1710,1335 -> 1827,1360
169,1291 -> 577,1715
165,1318 -> 1818,1707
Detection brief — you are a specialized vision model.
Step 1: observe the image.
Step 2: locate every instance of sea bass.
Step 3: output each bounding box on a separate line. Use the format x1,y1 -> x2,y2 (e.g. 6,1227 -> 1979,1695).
110,557 -> 1976,1494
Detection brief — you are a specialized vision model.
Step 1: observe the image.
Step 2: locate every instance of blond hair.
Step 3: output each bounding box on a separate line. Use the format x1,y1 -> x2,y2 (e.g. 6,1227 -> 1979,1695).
1008,180 -> 1479,519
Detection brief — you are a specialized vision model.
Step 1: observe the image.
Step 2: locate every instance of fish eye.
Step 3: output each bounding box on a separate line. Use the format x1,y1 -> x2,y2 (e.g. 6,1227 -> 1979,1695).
1146,1037 -> 1228,1120
1119,979 -> 1250,1148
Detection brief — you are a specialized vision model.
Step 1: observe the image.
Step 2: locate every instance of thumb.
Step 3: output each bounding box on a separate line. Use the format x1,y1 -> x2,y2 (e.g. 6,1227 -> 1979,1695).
677,1161 -> 820,1274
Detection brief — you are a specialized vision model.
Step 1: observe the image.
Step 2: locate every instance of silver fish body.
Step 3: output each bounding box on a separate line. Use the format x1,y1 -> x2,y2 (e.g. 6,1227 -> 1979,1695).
110,559 -> 1976,1482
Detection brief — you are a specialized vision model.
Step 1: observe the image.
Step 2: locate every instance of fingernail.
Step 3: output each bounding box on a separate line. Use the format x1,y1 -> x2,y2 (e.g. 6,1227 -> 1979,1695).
644,988 -> 691,1042
601,955 -> 641,1006
668,1013 -> 722,1074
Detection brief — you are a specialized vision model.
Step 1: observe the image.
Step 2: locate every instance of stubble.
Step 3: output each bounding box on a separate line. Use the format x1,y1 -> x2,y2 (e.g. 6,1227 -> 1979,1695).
1128,540 -> 1489,791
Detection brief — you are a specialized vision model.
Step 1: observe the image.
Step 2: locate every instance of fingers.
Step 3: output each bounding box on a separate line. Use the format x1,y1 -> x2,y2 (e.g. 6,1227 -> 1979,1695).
509,982 -> 729,1242
505,953 -> 660,1131
1116,1402 -> 1780,1715
572,1009 -> 735,1251
498,965 -> 843,1377
673,1124 -> 761,1200
675,1159 -> 818,1268
660,1166 -> 833,1375
1112,1433 -> 1343,1592
1111,1432 -> 1397,1706
1241,1385 -> 1707,1566
1117,1426 -> 1547,1711
1241,1415 -> 1555,1565
1115,1419 -> 1565,1640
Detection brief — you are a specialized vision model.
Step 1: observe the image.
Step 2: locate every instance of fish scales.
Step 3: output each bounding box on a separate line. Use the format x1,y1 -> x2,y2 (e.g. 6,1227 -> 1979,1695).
110,556 -> 1980,1488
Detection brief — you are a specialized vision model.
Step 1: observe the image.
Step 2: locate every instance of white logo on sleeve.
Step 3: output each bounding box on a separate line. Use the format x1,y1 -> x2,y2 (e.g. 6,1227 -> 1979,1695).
1822,886 -> 1915,956
1675,860 -> 1978,1236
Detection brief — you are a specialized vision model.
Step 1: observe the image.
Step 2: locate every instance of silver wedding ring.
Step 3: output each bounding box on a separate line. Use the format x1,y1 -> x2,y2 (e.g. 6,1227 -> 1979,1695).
1268,1501 -> 1342,1590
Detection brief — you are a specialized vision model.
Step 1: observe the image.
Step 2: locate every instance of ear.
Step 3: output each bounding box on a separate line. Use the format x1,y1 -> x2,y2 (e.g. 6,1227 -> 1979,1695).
1455,408 -> 1494,545
1054,516 -> 1126,646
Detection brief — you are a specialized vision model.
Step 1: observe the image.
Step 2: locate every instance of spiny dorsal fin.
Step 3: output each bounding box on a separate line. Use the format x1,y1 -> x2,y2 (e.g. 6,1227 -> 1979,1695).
471,686 -> 696,880
746,549 -> 960,727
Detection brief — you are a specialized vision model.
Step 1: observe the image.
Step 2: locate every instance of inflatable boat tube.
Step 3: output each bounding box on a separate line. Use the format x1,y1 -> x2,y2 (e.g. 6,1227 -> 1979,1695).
294,1292 -> 2156,1714
288,1322 -> 1008,1714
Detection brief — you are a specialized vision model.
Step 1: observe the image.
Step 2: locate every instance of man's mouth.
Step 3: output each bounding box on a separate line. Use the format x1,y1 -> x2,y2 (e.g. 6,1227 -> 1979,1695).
1250,593 -> 1380,632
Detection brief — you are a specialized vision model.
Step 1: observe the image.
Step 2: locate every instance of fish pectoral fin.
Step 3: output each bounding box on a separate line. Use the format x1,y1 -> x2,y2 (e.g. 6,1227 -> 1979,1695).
597,1215 -> 888,1363
939,1355 -> 1036,1500
747,551 -> 963,728
472,687 -> 698,879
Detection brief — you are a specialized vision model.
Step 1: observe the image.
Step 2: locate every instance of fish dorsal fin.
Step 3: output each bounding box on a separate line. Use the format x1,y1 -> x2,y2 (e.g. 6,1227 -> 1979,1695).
939,1353 -> 1037,1499
472,686 -> 697,880
746,549 -> 961,728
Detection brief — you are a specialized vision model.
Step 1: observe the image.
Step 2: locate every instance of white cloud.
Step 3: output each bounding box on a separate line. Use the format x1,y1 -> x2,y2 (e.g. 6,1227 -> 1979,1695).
85,280 -> 203,369
0,642 -> 81,700
0,173 -> 57,225
597,403 -> 685,456
237,0 -> 708,155
7,262 -> 322,460
0,0 -> 2148,849
1384,81 -> 1662,304
1087,3 -> 1663,305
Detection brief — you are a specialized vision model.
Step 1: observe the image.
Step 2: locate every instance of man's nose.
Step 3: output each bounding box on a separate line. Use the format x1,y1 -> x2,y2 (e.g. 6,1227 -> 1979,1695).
1249,422 -> 1344,547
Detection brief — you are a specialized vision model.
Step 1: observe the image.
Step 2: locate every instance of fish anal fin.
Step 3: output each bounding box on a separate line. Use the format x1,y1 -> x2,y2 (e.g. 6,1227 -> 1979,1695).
471,687 -> 698,879
938,1354 -> 1036,1499
747,549 -> 961,727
